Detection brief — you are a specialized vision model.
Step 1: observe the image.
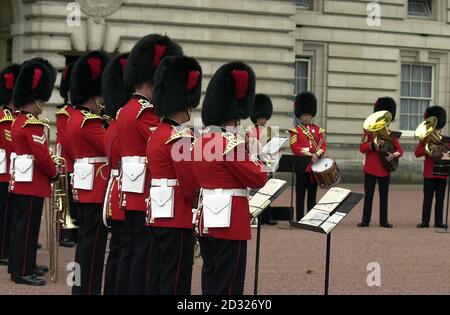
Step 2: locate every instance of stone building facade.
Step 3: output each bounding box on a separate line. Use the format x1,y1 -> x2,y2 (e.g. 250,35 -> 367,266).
1,0 -> 449,182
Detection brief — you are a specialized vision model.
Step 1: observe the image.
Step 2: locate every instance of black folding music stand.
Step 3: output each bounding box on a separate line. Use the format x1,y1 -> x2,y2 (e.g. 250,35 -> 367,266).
432,159 -> 450,233
273,154 -> 311,224
290,192 -> 364,295
250,180 -> 288,295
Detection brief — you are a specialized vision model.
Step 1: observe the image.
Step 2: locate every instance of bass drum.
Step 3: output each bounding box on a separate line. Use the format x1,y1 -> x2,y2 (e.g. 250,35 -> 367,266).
311,157 -> 341,188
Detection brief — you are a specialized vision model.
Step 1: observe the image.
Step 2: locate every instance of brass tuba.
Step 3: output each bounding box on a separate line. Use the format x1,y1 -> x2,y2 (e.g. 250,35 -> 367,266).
363,110 -> 392,148
363,110 -> 399,172
415,116 -> 448,160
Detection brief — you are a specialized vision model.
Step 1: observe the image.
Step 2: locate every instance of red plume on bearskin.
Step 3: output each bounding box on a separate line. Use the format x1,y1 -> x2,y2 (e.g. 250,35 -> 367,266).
152,55 -> 202,117
0,64 -> 21,105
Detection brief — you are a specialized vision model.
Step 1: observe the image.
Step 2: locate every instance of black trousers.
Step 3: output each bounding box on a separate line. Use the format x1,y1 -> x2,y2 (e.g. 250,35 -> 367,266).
103,220 -> 123,295
296,172 -> 317,221
72,203 -> 108,295
145,227 -> 194,295
198,237 -> 247,295
8,194 -> 43,276
116,210 -> 149,295
362,173 -> 390,225
60,182 -> 79,242
0,182 -> 13,259
422,178 -> 446,225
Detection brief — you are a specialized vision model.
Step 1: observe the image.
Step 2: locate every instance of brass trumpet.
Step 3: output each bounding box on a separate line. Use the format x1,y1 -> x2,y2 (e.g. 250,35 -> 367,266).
415,116 -> 448,159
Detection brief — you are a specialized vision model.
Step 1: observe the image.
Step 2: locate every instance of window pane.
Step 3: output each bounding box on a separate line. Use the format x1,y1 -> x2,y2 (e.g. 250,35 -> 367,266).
400,114 -> 408,130
401,81 -> 410,97
411,82 -> 421,97
412,65 -> 421,81
401,64 -> 410,81
421,82 -> 432,98
408,0 -> 432,17
422,66 -> 432,81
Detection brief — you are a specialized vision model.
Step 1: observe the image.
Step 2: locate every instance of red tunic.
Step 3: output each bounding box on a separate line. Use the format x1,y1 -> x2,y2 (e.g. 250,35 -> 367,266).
0,108 -> 15,183
192,130 -> 268,241
146,120 -> 199,229
10,112 -> 57,198
415,140 -> 448,179
66,107 -> 109,204
289,123 -> 326,172
55,105 -> 76,173
104,120 -> 124,221
359,130 -> 403,177
116,94 -> 160,212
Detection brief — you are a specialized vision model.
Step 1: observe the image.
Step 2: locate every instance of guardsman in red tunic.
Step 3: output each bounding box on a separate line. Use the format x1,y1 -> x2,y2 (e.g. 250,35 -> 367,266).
145,56 -> 202,295
358,97 -> 403,228
55,62 -> 78,248
0,64 -> 21,266
192,62 -> 268,295
116,34 -> 183,294
66,51 -> 110,295
101,53 -> 132,295
247,93 -> 277,225
8,59 -> 58,286
289,92 -> 326,221
415,106 -> 449,229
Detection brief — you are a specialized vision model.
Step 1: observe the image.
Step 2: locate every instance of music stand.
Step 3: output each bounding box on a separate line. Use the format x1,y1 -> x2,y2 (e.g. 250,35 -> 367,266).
273,154 -> 311,225
432,159 -> 450,233
290,190 -> 364,295
249,179 -> 288,295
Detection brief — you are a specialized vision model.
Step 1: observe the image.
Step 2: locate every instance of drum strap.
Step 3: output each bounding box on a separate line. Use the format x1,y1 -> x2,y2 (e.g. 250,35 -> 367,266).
299,124 -> 319,150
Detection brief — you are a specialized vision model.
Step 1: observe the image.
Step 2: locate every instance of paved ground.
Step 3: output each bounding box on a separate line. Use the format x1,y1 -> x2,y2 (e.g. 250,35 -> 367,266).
1,184 -> 449,295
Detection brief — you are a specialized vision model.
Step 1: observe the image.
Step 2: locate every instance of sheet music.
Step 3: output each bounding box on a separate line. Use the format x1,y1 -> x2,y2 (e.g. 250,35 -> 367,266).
249,179 -> 287,218
262,137 -> 289,155
298,187 -> 351,233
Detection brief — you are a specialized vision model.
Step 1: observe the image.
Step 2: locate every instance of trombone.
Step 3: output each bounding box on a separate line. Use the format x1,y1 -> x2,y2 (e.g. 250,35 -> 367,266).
43,121 -> 78,282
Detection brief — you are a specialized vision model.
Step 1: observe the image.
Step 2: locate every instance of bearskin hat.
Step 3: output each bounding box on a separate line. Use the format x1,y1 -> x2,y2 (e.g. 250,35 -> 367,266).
294,92 -> 317,117
250,93 -> 273,124
425,105 -> 447,130
124,34 -> 183,87
70,50 -> 110,106
202,61 -> 256,126
153,56 -> 202,117
59,62 -> 74,103
12,59 -> 55,108
102,53 -> 132,118
374,96 -> 397,121
0,64 -> 21,105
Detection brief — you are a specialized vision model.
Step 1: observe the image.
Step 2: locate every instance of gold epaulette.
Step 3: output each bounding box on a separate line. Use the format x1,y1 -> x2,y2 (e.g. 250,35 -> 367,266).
80,110 -> 103,128
22,113 -> 49,128
55,106 -> 70,117
222,132 -> 245,155
288,127 -> 298,134
0,109 -> 14,124
165,126 -> 194,144
319,128 -> 325,134
136,99 -> 154,119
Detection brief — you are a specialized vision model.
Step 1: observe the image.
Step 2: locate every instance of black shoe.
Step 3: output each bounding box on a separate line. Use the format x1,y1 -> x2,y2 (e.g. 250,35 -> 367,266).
357,222 -> 369,227
434,223 -> 448,229
380,222 -> 393,228
262,220 -> 278,226
0,258 -> 8,266
34,268 -> 45,277
36,265 -> 49,273
13,274 -> 46,286
417,222 -> 430,228
59,238 -> 76,248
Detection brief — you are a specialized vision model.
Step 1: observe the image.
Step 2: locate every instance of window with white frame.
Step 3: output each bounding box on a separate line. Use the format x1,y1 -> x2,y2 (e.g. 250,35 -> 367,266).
400,64 -> 433,131
295,59 -> 311,94
294,0 -> 312,9
408,0 -> 432,17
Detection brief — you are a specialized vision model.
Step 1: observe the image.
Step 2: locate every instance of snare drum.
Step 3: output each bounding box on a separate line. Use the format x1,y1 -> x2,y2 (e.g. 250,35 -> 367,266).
311,157 -> 340,188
